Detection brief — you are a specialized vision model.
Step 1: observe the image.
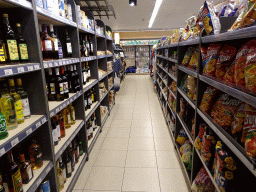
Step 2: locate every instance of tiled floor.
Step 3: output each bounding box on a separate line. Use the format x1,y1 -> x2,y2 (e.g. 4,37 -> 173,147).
73,75 -> 189,192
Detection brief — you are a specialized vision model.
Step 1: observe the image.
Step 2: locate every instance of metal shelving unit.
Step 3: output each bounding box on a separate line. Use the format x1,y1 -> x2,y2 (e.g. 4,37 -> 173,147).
0,0 -> 115,191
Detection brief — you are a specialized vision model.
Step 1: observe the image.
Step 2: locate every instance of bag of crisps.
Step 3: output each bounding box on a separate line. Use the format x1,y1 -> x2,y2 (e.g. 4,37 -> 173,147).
203,44 -> 222,77
201,128 -> 216,167
201,46 -> 208,63
215,45 -> 237,81
223,60 -> 236,86
188,46 -> 200,70
195,123 -> 208,151
181,47 -> 195,67
191,167 -> 215,192
176,129 -> 188,145
199,86 -> 219,113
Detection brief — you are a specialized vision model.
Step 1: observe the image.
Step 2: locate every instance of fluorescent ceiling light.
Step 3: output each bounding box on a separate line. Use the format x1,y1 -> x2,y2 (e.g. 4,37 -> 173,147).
148,0 -> 163,28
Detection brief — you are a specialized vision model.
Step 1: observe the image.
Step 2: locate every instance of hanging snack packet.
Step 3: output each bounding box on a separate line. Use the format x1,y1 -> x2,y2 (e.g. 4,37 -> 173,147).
191,167 -> 215,192
201,128 -> 216,167
195,123 -> 208,151
202,44 -> 222,77
213,141 -> 237,192
202,1 -> 221,35
181,47 -> 196,67
201,46 -> 208,63
199,86 -> 219,113
215,45 -> 237,81
188,46 -> 200,70
176,129 -> 188,145
169,80 -> 177,92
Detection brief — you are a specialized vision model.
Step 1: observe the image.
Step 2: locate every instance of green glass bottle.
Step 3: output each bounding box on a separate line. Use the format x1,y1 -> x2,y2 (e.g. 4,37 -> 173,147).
0,110 -> 8,140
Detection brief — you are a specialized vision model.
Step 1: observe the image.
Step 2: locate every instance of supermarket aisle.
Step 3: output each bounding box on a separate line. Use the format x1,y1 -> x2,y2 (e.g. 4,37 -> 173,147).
73,75 -> 188,192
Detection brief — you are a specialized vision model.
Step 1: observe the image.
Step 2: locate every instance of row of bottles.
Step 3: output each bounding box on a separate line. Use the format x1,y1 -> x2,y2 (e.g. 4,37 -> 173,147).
0,139 -> 43,192
0,78 -> 31,140
51,104 -> 75,146
0,14 -> 29,64
57,135 -> 84,191
45,65 -> 80,102
79,34 -> 93,57
84,88 -> 96,111
82,62 -> 91,85
40,24 -> 72,61
86,112 -> 97,141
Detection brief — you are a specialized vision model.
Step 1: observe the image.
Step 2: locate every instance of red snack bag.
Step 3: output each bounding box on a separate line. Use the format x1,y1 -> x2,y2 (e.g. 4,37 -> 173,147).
210,93 -> 228,118
200,46 -> 208,63
202,44 -> 222,77
191,167 -> 215,192
223,60 -> 236,86
199,86 -> 219,113
215,45 -> 236,81
245,40 -> 256,94
231,103 -> 246,143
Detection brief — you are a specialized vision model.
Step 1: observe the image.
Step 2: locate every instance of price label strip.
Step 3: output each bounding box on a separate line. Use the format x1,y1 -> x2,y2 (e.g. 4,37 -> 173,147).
17,67 -> 25,73
26,128 -> 33,136
27,66 -> 34,71
4,69 -> 13,76
11,137 -> 19,147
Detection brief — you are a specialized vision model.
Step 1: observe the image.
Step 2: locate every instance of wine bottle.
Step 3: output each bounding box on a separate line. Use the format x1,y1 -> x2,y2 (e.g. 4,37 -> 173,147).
55,116 -> 61,141
16,23 -> 29,63
65,29 -> 72,57
89,35 -> 94,56
48,68 -> 56,101
49,24 -> 58,59
51,118 -> 58,146
68,104 -> 75,125
61,107 -> 71,129
60,66 -> 69,99
55,67 -> 64,101
0,26 -> 7,65
29,139 -> 43,170
69,65 -> 76,93
63,150 -> 71,178
85,35 -> 90,57
56,160 -> 64,191
55,28 -> 63,59
41,24 -> 53,60
73,65 -> 80,91
0,110 -> 8,140
59,156 -> 66,183
19,153 -> 33,184
57,113 -> 65,138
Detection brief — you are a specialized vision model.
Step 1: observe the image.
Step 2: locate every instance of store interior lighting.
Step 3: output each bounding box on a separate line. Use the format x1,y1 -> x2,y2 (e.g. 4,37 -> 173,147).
129,0 -> 137,6
148,0 -> 163,28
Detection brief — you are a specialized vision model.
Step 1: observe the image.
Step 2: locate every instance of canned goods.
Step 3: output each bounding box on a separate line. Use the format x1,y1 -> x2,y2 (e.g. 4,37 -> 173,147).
39,179 -> 51,192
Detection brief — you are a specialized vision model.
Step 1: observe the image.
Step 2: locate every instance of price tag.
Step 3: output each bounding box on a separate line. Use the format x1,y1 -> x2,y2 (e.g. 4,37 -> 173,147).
4,69 -> 13,76
56,107 -> 60,113
50,112 -> 54,117
26,128 -> 32,136
41,117 -> 47,124
59,61 -> 62,65
63,61 -> 66,65
11,137 -> 19,147
0,148 -> 6,157
36,121 -> 42,128
36,178 -> 42,187
74,95 -> 77,100
70,98 -> 73,102
54,62 -> 58,67
44,63 -> 48,68
48,63 -> 53,67
67,60 -> 70,64
17,67 -> 25,73
34,65 -> 40,70
27,66 -> 34,71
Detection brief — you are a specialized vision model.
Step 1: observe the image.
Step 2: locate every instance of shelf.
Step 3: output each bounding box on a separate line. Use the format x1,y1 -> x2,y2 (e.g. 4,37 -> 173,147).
108,85 -> 114,91
108,70 -> 114,75
88,126 -> 101,154
100,92 -> 108,103
83,79 -> 98,93
168,87 -> 177,99
201,26 -> 256,43
106,35 -> 113,41
96,33 -> 105,38
199,74 -> 256,108
177,114 -> 193,144
197,109 -> 256,177
63,153 -> 87,192
168,58 -> 178,63
178,65 -> 197,78
177,88 -> 196,109
43,58 -> 80,68
54,120 -> 84,160
78,26 -> 95,35
101,112 -> 109,127
99,73 -> 108,81
49,91 -> 83,118
109,103 -> 114,112
36,6 -> 77,27
179,38 -> 199,46
107,54 -> 113,57
168,72 -> 177,82
23,161 -> 53,192
85,102 -> 100,121
97,55 -> 107,59
0,115 -> 47,157
0,0 -> 32,10
81,56 -> 97,62
167,102 -> 176,117
194,149 -> 221,192
0,63 -> 41,78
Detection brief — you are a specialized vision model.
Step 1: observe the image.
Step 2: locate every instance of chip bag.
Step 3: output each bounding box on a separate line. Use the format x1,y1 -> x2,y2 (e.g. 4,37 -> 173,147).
215,45 -> 237,81
245,40 -> 256,94
223,60 -> 236,86
188,46 -> 200,70
191,167 -> 215,192
176,129 -> 188,145
195,123 -> 208,151
182,151 -> 192,171
241,104 -> 256,144
201,129 -> 216,167
186,75 -> 197,100
181,47 -> 195,67
201,46 -> 208,63
179,98 -> 187,119
203,44 -> 222,77
199,86 -> 219,113
180,140 -> 192,156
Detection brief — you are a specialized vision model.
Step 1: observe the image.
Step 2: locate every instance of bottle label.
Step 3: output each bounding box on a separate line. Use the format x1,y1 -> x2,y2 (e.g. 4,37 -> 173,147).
12,169 -> 23,192
87,129 -> 90,136
19,44 -> 29,60
59,83 -> 64,94
50,83 -> 56,94
52,129 -> 58,143
88,70 -> 91,77
21,98 -> 31,117
67,114 -> 71,124
66,43 -> 72,54
91,93 -> 94,102
58,46 -> 63,58
89,127 -> 93,134
83,72 -> 87,83
67,162 -> 72,174
56,124 -> 61,138
88,98 -> 92,105
84,100 -> 87,106
54,39 -> 58,51
0,113 -> 8,135
44,40 -> 52,51
26,164 -> 33,180
0,45 -> 6,62
72,110 -> 75,121
15,100 -> 24,121
63,82 -> 68,93
90,44 -> 93,53
46,85 -> 48,94
7,40 -> 19,61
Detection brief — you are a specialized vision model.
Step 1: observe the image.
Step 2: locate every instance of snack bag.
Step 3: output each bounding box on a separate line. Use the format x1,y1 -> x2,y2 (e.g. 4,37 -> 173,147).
180,140 -> 192,156
186,75 -> 197,100
182,151 -> 192,170
210,93 -> 228,118
176,129 -> 188,145
169,80 -> 177,92
199,86 -> 219,113
195,123 -> 208,151
201,129 -> 216,167
191,167 -> 215,192
245,40 -> 256,94
191,117 -> 195,137
201,46 -> 208,63
241,104 -> 256,144
188,46 -> 200,70
181,47 -> 195,67
213,141 -> 237,192
202,44 -> 222,77
202,1 -> 221,35
215,45 -> 237,81
179,98 -> 187,119
231,102 -> 246,143
223,60 -> 236,86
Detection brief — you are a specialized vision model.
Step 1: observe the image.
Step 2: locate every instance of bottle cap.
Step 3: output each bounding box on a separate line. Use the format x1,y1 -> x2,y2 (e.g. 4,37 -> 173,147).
16,23 -> 21,27
3,14 -> 8,18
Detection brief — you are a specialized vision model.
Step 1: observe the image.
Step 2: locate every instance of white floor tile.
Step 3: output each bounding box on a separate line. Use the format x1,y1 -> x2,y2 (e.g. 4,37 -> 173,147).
106,128 -> 131,138
111,120 -> 132,128
98,127 -> 109,138
101,137 -> 129,150
129,128 -> 153,138
114,113 -> 133,120
156,151 -> 181,168
128,138 -> 155,150
94,150 -> 127,167
73,166 -> 93,189
131,119 -> 152,128
125,151 -> 157,168
154,137 -> 175,151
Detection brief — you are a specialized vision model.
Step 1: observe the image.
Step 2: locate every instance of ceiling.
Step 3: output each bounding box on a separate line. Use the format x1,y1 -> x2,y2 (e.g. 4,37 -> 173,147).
98,0 -> 223,32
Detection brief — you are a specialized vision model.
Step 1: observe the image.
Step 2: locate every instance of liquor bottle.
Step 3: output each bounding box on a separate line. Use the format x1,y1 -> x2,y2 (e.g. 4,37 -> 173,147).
16,78 -> 31,119
87,90 -> 91,109
91,114 -> 95,132
4,151 -> 23,192
57,113 -> 65,138
61,107 -> 71,129
0,26 -> 7,65
91,88 -> 95,103
72,138 -> 79,164
48,68 -> 56,101
93,112 -> 97,131
0,79 -> 18,130
0,110 -> 8,140
78,139 -> 83,156
56,160 -> 64,191
55,116 -> 61,142
69,65 -> 76,93
2,14 -> 20,63
29,139 -> 43,170
64,65 -> 70,93
68,104 -> 75,125
19,153 -> 33,184
60,67 -> 69,99
41,24 -> 53,60
73,65 -> 80,91
85,62 -> 90,82
8,79 -> 24,124
80,35 -> 85,57
88,35 -> 94,56
89,118 -> 93,138
84,93 -> 87,111
64,0 -> 68,19
55,67 -> 64,101
63,150 -> 72,178
65,29 -> 72,57
86,120 -> 90,140
69,143 -> 75,171
85,35 -> 90,57
0,172 -> 5,192
55,28 -> 63,59
49,24 -> 59,59
82,63 -> 86,85
16,23 -> 29,63
51,118 -> 58,146
59,156 -> 66,183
